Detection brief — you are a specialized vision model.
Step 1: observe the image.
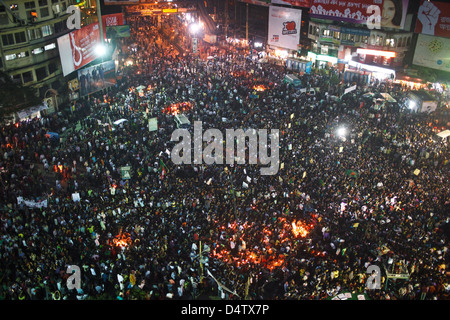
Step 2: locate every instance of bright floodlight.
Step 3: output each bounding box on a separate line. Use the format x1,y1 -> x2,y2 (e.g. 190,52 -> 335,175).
408,100 -> 416,110
337,127 -> 347,137
95,43 -> 107,57
189,23 -> 200,34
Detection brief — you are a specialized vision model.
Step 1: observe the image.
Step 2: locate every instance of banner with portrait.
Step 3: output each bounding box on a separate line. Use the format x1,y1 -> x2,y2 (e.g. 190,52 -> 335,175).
309,0 -> 408,30
77,60 -> 117,97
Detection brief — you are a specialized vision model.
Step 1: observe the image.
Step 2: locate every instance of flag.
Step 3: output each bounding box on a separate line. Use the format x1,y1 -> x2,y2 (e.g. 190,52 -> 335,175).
159,159 -> 168,180
345,169 -> 358,178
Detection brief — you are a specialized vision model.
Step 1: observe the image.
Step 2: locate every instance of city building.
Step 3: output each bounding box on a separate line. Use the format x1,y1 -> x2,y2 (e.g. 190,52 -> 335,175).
0,0 -> 97,116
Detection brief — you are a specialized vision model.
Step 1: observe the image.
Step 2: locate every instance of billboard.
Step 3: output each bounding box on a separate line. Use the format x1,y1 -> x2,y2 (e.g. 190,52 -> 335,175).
106,25 -> 131,38
268,6 -> 302,50
77,60 -> 117,97
309,0 -> 408,29
412,34 -> 450,71
104,0 -> 139,5
271,0 -> 310,7
57,23 -> 101,77
239,0 -> 271,5
102,13 -> 125,28
415,0 -> 450,39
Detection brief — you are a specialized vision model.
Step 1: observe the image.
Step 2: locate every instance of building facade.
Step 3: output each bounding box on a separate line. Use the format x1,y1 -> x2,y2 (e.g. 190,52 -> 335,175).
0,0 -> 78,112
307,19 -> 414,82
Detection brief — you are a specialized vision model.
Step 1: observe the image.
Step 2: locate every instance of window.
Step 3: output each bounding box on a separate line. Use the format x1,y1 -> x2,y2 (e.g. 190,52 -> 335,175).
25,1 -> 36,9
41,25 -> 53,37
48,62 -> 58,74
17,51 -> 29,58
35,66 -> 47,81
321,29 -> 331,37
376,35 -> 383,46
54,20 -> 67,34
2,33 -> 14,46
28,28 -> 43,40
0,5 -> 9,25
14,31 -> 26,44
22,71 -> 33,83
334,31 -> 340,40
40,7 -> 50,17
361,35 -> 368,44
5,53 -> 17,61
38,0 -> 48,6
32,47 -> 44,55
44,42 -> 56,50
12,74 -> 22,84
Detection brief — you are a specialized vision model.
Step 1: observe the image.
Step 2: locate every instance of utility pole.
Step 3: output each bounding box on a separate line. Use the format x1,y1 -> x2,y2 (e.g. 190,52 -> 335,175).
96,0 -> 104,44
225,0 -> 229,38
246,3 -> 248,43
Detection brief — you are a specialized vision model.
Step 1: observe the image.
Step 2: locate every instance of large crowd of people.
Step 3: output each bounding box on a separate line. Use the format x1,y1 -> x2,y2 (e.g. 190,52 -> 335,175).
0,15 -> 449,301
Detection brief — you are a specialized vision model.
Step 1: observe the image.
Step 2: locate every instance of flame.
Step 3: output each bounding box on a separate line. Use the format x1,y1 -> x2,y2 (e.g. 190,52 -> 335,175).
212,217 -> 313,271
109,232 -> 132,248
292,220 -> 309,238
253,85 -> 267,92
163,101 -> 193,115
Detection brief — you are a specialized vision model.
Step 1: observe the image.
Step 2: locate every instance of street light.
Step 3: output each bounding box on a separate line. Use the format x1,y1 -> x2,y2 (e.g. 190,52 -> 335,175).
189,22 -> 200,35
336,127 -> 347,137
95,43 -> 107,57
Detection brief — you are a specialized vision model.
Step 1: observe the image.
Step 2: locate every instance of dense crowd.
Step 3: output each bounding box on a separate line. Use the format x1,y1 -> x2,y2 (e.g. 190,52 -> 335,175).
1,16 -> 449,300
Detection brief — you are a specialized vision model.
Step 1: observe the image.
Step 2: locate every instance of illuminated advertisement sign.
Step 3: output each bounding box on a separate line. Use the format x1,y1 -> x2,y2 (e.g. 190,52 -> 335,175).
57,23 -> 101,77
413,34 -> 450,71
268,6 -> 302,50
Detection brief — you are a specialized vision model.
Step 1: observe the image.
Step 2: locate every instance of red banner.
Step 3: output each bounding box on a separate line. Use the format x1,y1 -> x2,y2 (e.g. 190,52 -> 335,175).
415,0 -> 450,39
271,0 -> 310,7
57,23 -> 101,76
102,13 -> 124,27
309,0 -> 408,29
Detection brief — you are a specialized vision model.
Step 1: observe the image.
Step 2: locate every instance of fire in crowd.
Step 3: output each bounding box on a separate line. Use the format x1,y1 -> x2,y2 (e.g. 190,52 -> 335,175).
108,230 -> 133,248
163,101 -> 194,115
252,84 -> 269,92
211,217 -> 314,271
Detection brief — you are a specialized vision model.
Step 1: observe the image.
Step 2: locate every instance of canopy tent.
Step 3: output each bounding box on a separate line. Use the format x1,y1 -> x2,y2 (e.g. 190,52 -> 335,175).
436,129 -> 450,139
113,119 -> 128,125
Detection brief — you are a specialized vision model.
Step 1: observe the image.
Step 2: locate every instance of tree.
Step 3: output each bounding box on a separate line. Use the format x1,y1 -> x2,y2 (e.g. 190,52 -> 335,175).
0,71 -> 41,121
